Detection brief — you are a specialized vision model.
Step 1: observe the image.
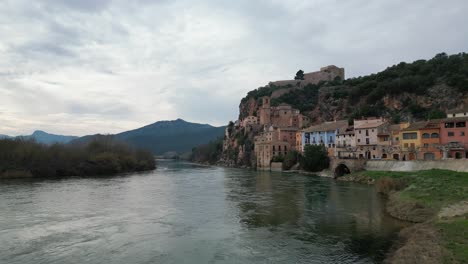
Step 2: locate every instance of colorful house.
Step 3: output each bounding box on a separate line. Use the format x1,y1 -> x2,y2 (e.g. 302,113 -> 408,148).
354,117 -> 388,159
302,120 -> 348,157
439,116 -> 468,159
419,120 -> 443,160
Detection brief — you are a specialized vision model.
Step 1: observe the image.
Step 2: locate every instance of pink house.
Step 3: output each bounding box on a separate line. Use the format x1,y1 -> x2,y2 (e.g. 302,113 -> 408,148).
439,117 -> 468,159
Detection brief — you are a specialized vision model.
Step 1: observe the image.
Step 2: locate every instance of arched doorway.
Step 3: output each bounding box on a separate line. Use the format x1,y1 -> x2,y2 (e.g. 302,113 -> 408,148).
335,164 -> 351,178
382,154 -> 388,159
393,154 -> 399,160
455,152 -> 463,159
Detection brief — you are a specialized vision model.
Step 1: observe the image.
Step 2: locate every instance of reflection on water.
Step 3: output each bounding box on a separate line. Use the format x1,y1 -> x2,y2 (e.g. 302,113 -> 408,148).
0,160 -> 403,264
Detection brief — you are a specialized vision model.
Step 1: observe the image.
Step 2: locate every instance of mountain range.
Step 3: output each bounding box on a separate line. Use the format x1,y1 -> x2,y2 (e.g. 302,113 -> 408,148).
2,119 -> 225,155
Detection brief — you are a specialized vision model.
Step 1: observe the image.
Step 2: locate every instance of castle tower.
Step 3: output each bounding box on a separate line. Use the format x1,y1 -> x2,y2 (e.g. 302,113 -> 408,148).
259,96 -> 271,125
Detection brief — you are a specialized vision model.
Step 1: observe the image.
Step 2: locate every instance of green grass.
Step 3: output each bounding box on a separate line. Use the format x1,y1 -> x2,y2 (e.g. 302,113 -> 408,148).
356,169 -> 468,210
437,217 -> 468,264
354,169 -> 468,263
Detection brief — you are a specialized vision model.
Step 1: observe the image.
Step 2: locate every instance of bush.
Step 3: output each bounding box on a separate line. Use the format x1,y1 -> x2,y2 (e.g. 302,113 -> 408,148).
299,145 -> 329,172
282,150 -> 299,170
375,177 -> 407,195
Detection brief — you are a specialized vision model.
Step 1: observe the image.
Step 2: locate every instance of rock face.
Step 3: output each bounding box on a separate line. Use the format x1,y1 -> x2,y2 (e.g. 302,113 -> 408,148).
221,53 -> 468,168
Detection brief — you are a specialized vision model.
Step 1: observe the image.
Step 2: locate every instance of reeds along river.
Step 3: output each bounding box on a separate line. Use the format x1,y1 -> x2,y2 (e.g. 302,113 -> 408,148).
0,160 -> 405,264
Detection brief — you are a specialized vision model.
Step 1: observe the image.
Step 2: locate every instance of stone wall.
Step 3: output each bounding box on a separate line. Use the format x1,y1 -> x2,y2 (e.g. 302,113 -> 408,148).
366,160 -> 468,172
270,162 -> 283,172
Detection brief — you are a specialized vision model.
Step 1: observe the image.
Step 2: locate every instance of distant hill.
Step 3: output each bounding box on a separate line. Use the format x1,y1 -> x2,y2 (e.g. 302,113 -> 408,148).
115,119 -> 225,155
1,130 -> 78,144
71,119 -> 226,155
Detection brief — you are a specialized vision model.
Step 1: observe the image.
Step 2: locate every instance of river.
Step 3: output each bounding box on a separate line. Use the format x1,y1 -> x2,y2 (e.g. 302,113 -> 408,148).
0,160 -> 404,264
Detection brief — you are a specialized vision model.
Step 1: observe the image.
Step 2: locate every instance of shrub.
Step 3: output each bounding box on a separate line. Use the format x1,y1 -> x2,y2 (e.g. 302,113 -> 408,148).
299,145 -> 329,172
375,177 -> 407,195
282,150 -> 300,170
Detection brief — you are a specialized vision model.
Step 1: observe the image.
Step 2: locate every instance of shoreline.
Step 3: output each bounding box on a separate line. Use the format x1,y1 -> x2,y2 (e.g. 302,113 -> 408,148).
335,170 -> 467,264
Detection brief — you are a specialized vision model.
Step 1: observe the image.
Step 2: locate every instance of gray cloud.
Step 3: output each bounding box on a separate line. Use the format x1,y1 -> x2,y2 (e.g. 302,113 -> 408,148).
1,0 -> 468,136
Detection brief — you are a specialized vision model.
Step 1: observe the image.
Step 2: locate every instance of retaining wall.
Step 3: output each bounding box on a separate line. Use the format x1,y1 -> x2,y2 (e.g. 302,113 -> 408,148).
366,160 -> 468,172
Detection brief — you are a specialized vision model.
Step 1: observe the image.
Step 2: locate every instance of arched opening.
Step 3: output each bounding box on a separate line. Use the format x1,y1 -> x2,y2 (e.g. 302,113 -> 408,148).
335,164 -> 351,177
455,152 -> 463,159
382,154 -> 388,159
409,153 -> 416,160
393,154 -> 399,160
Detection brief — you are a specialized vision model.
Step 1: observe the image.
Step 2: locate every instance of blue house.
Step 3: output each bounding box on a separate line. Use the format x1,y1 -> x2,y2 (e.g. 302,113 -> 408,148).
301,120 -> 349,154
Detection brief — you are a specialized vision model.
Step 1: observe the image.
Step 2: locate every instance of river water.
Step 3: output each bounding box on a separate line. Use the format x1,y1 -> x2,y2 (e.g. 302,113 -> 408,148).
0,160 -> 404,264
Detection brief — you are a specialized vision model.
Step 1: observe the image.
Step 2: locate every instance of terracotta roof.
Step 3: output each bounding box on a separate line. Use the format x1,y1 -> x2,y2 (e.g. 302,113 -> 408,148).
442,116 -> 468,122
354,118 -> 386,129
402,120 -> 444,131
303,120 -> 348,133
447,105 -> 468,114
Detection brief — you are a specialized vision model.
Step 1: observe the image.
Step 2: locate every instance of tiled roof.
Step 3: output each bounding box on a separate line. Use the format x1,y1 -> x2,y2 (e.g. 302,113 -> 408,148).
354,118 -> 386,129
442,116 -> 468,122
447,105 -> 468,114
303,120 -> 348,132
402,120 -> 444,131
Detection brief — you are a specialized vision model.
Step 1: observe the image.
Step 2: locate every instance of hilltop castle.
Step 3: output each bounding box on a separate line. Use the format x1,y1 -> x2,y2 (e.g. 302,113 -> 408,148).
269,65 -> 345,88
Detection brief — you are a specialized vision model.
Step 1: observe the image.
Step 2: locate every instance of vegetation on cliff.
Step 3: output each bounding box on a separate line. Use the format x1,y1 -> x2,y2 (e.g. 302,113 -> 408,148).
240,52 -> 468,121
349,170 -> 468,263
0,136 -> 156,178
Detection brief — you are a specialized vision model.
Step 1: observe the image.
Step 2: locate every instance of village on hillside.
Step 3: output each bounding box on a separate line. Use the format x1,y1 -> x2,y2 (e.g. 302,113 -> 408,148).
225,66 -> 468,170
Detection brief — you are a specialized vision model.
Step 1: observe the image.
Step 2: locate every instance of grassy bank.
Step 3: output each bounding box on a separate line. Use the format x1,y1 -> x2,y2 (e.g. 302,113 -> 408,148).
0,137 -> 156,178
348,170 -> 467,263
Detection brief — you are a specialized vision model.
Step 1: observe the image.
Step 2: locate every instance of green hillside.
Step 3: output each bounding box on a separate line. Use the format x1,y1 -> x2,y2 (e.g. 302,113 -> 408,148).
241,52 -> 468,123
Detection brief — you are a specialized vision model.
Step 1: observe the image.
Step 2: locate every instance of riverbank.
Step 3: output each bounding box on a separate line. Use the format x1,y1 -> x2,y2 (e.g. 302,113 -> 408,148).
0,137 -> 156,179
338,169 -> 468,264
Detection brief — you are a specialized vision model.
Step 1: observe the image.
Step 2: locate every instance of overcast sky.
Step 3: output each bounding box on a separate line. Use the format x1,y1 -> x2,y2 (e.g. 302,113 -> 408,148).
1,0 -> 467,136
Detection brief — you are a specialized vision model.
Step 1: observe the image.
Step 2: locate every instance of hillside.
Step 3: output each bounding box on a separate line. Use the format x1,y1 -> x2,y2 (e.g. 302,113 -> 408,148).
220,52 -> 468,168
0,130 -> 78,145
72,119 -> 225,155
20,130 -> 78,145
240,52 -> 468,124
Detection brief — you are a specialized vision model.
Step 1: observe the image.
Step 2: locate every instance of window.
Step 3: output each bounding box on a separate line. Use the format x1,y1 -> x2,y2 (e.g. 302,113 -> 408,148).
359,130 -> 361,134
453,114 -> 456,117
456,122 -> 466,128
366,130 -> 369,136
445,122 -> 455,128
278,146 -> 281,151
461,131 -> 465,136
422,133 -> 430,139
272,146 -> 275,151
448,132 -> 454,137
431,133 -> 439,138
366,138 -> 370,144
358,139 -> 361,143
284,146 -> 287,151
395,137 -> 399,141
403,132 -> 418,140
424,143 -> 429,148
404,143 -> 408,148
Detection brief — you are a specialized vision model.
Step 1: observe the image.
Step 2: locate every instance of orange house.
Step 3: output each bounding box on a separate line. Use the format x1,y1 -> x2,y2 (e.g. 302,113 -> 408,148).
419,120 -> 443,160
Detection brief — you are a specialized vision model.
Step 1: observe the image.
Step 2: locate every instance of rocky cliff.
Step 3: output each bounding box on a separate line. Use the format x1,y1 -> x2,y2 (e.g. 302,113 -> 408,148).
220,52 -> 468,168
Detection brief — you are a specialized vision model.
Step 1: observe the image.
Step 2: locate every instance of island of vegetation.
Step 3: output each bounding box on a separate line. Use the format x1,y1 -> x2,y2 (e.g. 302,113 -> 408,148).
0,136 -> 156,178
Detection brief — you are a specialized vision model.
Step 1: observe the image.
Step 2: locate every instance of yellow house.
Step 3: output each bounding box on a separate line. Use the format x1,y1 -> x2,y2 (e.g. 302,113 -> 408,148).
399,121 -> 426,160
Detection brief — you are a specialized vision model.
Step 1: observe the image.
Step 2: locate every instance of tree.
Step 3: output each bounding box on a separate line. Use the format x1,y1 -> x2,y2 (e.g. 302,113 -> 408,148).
283,150 -> 300,170
300,145 -> 329,172
294,70 -> 305,80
